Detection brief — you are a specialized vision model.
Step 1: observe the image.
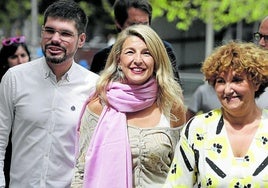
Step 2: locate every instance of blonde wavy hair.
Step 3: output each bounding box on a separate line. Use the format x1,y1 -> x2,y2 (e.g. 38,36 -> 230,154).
201,41 -> 268,98
92,24 -> 185,120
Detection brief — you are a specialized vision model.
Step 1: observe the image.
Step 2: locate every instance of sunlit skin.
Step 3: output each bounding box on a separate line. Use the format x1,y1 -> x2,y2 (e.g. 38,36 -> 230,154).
41,17 -> 86,80
258,17 -> 268,49
214,70 -> 259,118
118,7 -> 150,30
118,36 -> 154,85
214,69 -> 263,158
7,45 -> 30,67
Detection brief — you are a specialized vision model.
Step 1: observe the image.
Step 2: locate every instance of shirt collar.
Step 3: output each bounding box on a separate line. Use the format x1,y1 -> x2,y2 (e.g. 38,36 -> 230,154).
42,58 -> 74,82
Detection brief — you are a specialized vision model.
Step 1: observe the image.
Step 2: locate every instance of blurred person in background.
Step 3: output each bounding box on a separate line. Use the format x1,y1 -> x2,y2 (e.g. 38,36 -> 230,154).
254,16 -> 268,108
254,16 -> 268,50
90,0 -> 181,84
0,35 -> 31,187
0,36 -> 30,81
186,82 -> 221,121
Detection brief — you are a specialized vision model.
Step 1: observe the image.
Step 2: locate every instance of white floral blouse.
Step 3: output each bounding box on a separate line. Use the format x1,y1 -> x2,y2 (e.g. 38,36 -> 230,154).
164,108 -> 268,188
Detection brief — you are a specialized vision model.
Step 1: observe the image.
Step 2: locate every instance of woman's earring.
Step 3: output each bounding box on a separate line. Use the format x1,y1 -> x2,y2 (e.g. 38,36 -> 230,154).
117,65 -> 125,81
117,66 -> 122,71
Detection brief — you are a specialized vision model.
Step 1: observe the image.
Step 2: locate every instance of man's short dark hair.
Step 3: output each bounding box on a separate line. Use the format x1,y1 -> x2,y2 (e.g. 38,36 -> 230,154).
43,0 -> 88,34
113,0 -> 152,30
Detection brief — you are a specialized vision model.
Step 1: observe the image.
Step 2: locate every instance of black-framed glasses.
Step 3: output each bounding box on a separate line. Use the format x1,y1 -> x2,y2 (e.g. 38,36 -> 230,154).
253,32 -> 268,42
2,36 -> 25,46
41,26 -> 78,41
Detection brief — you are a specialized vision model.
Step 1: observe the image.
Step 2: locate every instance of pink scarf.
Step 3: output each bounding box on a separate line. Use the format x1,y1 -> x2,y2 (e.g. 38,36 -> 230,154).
82,78 -> 157,188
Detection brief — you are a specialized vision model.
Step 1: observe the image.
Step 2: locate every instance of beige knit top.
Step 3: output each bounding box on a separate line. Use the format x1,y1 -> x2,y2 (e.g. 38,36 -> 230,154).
71,107 -> 182,188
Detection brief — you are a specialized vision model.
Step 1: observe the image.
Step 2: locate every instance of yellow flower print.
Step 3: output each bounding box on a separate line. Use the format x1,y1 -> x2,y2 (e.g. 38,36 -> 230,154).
194,127 -> 206,148
229,176 -> 260,188
231,151 -> 255,167
203,109 -> 221,123
202,174 -> 219,187
262,174 -> 268,187
256,133 -> 268,150
207,137 -> 228,160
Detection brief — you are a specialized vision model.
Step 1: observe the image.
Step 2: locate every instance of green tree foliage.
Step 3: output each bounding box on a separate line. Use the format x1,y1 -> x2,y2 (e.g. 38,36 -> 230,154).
2,0 -> 268,38
0,0 -> 31,36
0,0 -> 115,39
151,0 -> 268,31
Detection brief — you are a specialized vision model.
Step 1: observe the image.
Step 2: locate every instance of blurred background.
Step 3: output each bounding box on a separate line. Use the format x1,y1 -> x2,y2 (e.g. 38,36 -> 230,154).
1,0 -> 268,104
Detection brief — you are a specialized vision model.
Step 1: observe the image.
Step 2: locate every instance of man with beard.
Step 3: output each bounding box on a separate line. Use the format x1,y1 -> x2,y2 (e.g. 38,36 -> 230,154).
0,0 -> 99,187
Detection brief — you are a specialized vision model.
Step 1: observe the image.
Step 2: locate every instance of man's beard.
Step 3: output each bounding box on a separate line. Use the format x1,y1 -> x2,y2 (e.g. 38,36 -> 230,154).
42,44 -> 67,64
45,55 -> 67,64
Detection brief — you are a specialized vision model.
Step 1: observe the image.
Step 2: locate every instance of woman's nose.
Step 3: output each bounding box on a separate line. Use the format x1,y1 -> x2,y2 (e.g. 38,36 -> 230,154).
224,83 -> 234,94
133,54 -> 142,63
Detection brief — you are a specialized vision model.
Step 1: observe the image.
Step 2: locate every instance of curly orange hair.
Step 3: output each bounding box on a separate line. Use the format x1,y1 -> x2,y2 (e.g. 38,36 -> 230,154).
201,41 -> 268,97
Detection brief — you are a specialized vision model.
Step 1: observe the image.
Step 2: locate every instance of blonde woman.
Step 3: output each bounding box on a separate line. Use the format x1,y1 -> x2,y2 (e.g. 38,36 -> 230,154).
71,24 -> 186,188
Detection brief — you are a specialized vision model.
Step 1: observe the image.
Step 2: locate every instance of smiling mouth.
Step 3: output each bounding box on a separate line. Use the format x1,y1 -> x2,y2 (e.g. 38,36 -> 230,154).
131,67 -> 144,73
224,95 -> 240,102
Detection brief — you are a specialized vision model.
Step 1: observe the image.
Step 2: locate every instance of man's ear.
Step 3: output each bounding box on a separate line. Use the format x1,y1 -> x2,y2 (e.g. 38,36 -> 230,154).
78,33 -> 86,48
